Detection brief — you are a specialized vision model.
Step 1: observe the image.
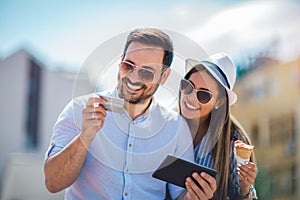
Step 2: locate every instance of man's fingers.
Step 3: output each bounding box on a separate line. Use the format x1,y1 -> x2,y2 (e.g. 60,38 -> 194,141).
83,102 -> 107,116
86,97 -> 107,107
87,112 -> 106,120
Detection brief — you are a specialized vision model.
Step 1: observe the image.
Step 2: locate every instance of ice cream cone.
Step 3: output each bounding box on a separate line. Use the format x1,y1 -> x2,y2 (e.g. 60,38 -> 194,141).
234,140 -> 254,164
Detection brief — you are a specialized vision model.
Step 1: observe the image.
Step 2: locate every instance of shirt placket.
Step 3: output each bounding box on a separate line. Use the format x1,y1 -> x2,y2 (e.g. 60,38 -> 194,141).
122,120 -> 135,199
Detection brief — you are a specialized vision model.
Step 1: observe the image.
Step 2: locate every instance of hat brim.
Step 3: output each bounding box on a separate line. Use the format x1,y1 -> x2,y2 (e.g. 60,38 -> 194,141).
185,58 -> 237,106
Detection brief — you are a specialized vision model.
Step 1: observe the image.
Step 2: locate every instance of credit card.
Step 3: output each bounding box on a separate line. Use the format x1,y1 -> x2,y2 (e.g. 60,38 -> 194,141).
98,95 -> 125,114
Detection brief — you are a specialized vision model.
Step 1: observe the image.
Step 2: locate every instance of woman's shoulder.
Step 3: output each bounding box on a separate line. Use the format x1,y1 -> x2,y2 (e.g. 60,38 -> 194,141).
230,122 -> 250,144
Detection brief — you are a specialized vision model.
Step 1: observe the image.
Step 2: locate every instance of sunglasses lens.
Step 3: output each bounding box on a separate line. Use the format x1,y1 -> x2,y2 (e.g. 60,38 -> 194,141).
180,79 -> 193,95
120,61 -> 134,74
181,79 -> 213,104
120,61 -> 155,83
138,69 -> 154,83
197,91 -> 213,104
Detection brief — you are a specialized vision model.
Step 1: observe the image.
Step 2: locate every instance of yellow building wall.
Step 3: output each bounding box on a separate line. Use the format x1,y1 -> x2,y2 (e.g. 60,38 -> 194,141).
232,57 -> 300,200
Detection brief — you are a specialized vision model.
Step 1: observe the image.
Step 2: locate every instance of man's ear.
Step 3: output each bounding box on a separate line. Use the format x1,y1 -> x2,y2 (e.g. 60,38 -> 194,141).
159,68 -> 171,85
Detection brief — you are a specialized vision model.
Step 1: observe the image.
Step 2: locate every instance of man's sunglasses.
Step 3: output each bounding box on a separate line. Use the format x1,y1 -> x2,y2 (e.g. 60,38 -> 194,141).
180,79 -> 213,104
119,61 -> 167,83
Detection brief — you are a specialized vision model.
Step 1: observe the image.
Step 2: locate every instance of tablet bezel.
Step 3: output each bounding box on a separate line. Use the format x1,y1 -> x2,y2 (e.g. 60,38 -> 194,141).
152,154 -> 217,188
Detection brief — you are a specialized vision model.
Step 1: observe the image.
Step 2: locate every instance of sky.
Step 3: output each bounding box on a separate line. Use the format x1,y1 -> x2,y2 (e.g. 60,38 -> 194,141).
1,0 -> 300,72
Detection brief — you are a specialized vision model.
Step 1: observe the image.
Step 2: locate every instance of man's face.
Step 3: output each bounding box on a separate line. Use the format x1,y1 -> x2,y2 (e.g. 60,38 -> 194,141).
117,41 -> 167,104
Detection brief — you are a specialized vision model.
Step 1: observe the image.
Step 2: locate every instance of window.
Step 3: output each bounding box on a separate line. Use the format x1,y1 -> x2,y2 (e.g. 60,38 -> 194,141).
270,164 -> 296,197
269,114 -> 293,145
251,122 -> 259,144
252,85 -> 264,102
25,59 -> 41,149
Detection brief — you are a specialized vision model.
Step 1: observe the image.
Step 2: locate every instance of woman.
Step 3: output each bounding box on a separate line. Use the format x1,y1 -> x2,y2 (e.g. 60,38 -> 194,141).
180,53 -> 257,200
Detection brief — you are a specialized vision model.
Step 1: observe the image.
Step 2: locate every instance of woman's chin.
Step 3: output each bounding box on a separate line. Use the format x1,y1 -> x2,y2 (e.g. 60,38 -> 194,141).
181,110 -> 199,120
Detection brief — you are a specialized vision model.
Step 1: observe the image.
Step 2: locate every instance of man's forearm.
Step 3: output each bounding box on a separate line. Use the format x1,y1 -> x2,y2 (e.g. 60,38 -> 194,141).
44,134 -> 89,193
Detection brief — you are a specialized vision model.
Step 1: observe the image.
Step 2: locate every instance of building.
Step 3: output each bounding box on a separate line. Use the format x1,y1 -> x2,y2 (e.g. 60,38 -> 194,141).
0,49 -> 94,199
232,56 -> 300,200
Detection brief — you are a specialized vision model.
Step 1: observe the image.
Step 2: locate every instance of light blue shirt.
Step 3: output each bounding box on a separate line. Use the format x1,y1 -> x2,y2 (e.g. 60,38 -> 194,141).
46,88 -> 194,200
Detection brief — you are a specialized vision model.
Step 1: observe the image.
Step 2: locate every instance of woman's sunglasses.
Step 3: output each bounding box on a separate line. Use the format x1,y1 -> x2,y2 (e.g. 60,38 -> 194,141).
180,79 -> 213,104
119,61 -> 166,83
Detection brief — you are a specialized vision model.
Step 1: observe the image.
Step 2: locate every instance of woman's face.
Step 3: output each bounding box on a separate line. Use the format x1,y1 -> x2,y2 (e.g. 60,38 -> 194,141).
180,70 -> 221,120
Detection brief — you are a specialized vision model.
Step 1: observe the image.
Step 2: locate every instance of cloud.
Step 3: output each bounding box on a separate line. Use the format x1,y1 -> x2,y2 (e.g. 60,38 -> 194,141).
186,0 -> 300,62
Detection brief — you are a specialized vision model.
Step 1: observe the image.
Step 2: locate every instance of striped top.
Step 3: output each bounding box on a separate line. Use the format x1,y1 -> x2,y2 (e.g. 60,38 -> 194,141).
194,129 -> 244,199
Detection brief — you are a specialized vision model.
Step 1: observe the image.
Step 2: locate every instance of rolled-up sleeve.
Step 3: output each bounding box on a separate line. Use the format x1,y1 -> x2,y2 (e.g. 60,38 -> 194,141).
45,96 -> 85,160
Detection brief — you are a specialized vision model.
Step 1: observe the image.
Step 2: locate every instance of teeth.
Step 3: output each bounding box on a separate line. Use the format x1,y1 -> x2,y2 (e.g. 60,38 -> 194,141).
185,101 -> 198,110
127,82 -> 142,90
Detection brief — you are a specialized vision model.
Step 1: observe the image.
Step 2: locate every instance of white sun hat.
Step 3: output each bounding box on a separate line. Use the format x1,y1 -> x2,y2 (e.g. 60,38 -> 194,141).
185,53 -> 237,106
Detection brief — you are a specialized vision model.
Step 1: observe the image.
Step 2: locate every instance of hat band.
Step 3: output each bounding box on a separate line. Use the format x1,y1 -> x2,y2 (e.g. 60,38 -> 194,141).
201,61 -> 230,89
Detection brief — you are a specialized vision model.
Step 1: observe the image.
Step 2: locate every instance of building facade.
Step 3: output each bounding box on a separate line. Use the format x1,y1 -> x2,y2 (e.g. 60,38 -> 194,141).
232,56 -> 300,200
0,49 -> 94,199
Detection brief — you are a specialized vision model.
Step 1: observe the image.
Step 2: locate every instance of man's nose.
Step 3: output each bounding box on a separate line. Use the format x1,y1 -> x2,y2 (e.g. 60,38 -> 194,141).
128,68 -> 142,83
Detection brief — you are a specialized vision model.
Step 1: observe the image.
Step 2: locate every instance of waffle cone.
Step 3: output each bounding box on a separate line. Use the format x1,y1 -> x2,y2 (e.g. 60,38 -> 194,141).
234,140 -> 254,160
235,147 -> 252,159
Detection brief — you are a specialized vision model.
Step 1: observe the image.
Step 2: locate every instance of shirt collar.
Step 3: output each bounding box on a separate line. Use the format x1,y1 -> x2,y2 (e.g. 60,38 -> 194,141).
110,88 -> 165,138
112,87 -> 155,122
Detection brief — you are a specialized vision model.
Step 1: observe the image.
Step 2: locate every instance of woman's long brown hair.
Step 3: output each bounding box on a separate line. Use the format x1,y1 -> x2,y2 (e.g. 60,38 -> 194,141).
180,66 -> 255,199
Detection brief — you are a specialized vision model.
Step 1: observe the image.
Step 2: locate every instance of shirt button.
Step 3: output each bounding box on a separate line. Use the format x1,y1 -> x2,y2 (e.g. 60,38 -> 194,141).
124,192 -> 128,196
125,169 -> 129,172
129,144 -> 132,147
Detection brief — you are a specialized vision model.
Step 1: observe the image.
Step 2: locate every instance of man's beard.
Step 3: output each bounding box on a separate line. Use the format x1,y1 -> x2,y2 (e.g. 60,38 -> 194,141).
118,77 -> 159,104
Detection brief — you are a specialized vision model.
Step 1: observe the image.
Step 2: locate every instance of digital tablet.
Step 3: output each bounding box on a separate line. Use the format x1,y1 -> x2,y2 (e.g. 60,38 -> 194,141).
152,154 -> 217,188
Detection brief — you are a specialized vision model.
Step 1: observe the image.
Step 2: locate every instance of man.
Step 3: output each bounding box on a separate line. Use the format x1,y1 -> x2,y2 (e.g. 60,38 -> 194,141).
44,28 -> 195,199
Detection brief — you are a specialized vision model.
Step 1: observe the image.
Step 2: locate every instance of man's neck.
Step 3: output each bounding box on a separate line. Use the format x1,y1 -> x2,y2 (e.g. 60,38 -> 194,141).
124,98 -> 152,120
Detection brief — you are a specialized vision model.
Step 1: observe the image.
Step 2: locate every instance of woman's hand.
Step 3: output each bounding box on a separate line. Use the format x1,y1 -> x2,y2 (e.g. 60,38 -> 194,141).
184,172 -> 216,200
237,161 -> 257,196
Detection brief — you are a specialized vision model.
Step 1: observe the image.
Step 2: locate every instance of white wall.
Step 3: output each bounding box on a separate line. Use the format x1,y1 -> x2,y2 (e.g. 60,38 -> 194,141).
39,68 -> 94,154
0,49 -> 94,198
1,153 -> 65,200
0,50 -> 29,175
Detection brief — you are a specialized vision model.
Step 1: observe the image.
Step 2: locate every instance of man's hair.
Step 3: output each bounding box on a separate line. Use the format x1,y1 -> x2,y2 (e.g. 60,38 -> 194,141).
123,28 -> 174,68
